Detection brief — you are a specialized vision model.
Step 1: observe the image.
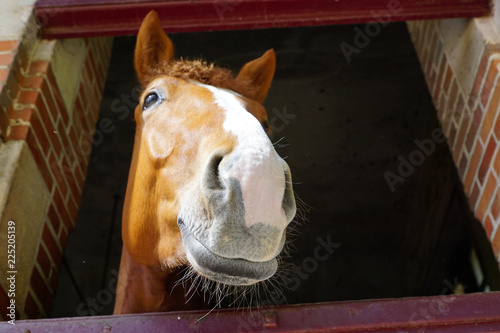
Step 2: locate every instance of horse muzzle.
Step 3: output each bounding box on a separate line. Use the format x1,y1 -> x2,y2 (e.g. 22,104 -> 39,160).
178,220 -> 279,285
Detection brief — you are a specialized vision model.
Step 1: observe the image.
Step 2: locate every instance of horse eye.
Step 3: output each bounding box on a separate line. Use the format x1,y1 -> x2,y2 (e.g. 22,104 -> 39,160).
143,92 -> 160,110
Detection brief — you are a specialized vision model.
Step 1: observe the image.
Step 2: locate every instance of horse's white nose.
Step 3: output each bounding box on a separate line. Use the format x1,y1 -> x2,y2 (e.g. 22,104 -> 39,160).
203,148 -> 296,231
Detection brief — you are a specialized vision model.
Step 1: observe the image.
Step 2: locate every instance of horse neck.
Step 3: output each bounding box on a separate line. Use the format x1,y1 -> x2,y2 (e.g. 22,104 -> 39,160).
113,245 -> 206,314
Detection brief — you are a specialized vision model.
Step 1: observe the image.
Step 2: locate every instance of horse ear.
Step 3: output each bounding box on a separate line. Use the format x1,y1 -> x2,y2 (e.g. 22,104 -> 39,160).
135,10 -> 174,84
236,49 -> 276,103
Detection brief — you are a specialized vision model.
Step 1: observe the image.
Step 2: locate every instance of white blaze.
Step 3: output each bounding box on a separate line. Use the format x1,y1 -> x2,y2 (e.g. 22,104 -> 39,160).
194,82 -> 288,229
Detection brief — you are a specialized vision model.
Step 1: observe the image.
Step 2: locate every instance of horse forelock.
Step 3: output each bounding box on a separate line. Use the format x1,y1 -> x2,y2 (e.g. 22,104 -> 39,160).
142,59 -> 258,99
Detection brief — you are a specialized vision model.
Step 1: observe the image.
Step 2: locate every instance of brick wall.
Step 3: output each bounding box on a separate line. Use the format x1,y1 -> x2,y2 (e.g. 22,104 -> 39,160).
407,18 -> 500,266
0,16 -> 112,318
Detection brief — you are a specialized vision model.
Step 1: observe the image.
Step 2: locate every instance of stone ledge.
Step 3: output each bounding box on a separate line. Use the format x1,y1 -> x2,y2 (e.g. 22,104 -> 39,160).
0,140 -> 50,319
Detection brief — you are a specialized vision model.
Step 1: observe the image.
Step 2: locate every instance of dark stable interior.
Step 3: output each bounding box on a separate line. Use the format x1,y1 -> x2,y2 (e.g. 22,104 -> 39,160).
51,22 -> 499,317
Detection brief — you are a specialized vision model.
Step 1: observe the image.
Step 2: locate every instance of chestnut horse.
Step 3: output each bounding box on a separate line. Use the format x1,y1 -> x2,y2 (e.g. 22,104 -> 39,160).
114,11 -> 296,314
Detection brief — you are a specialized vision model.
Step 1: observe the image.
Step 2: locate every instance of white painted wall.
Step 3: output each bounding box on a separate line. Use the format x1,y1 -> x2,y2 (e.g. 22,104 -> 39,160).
0,0 -> 36,41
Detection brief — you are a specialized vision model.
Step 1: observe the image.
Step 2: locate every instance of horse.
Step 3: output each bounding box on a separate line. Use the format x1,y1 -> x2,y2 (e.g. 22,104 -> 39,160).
113,10 -> 297,314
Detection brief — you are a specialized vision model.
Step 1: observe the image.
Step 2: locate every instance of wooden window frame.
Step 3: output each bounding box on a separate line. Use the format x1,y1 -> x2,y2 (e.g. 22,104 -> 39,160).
35,0 -> 491,38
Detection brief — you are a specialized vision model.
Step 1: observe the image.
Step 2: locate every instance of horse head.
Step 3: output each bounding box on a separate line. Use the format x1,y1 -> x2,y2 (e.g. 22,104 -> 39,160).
122,11 -> 296,294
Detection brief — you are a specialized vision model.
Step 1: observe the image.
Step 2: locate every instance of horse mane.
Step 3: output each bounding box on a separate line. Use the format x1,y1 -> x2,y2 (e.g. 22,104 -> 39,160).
142,59 -> 258,99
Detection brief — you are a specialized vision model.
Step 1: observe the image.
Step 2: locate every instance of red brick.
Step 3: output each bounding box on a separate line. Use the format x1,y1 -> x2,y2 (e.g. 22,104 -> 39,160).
28,61 -> 49,76
8,106 -> 33,122
47,66 -> 69,124
453,114 -> 470,160
79,146 -> 90,175
0,40 -> 19,52
6,125 -> 29,140
438,94 -> 447,119
17,89 -> 39,106
47,203 -> 61,235
91,82 -> 103,114
68,126 -> 79,152
0,53 -> 15,66
26,131 -> 55,192
469,181 -> 481,209
36,93 -> 57,137
61,153 -> 82,201
425,57 -> 433,82
446,121 -> 457,149
443,65 -> 453,94
74,164 -> 85,191
490,186 -> 500,222
470,51 -> 490,106
36,243 -> 52,278
493,104 -> 500,141
420,48 -> 429,70
30,113 -> 51,155
40,80 -> 60,125
433,55 -> 447,101
67,171 -> 82,206
480,58 -> 500,108
85,49 -> 98,84
48,151 -> 69,201
72,108 -> 85,135
476,172 -> 497,222
53,186 -> 73,231
17,72 -> 44,91
478,136 -> 497,184
79,75 -> 94,118
45,63 -> 57,88
42,224 -> 62,267
36,96 -> 63,156
30,265 -> 52,312
481,93 -> 500,144
492,229 -> 500,258
465,106 -> 484,153
24,290 -> 42,319
89,49 -> 106,92
465,141 -> 484,193
494,144 -> 500,177
458,152 -> 468,178
68,196 -> 79,224
483,214 -> 495,239
58,124 -> 78,171
75,93 -> 92,134
0,68 -> 8,83
445,80 -> 459,118
428,68 -> 437,97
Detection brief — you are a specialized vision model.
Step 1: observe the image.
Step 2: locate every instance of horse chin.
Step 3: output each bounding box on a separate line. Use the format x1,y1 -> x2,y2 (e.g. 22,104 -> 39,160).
179,223 -> 278,286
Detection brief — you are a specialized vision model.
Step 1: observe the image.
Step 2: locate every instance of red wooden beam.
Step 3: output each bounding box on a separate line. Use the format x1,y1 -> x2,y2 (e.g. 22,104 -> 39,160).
35,0 -> 491,39
3,292 -> 500,332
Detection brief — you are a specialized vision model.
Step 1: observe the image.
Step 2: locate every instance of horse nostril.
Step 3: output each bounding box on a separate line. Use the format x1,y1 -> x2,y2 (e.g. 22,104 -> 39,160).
205,154 -> 225,190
